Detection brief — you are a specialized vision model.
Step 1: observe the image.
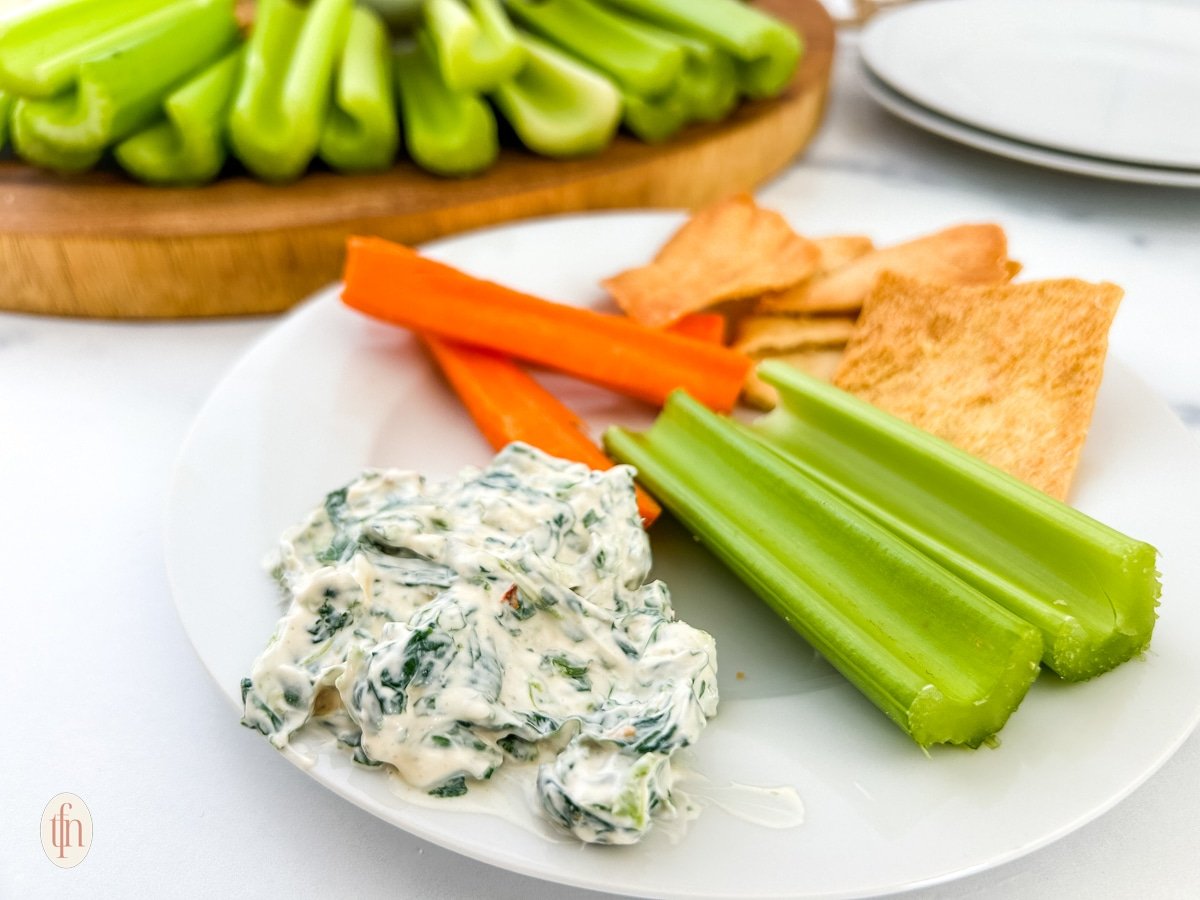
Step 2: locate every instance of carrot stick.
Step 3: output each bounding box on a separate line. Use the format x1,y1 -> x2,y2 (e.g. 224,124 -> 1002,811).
424,335 -> 662,525
667,312 -> 726,345
342,236 -> 752,411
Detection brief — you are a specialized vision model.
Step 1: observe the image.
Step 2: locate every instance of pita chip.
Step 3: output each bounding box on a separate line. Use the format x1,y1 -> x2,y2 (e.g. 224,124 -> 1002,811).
833,273 -> 1123,500
604,194 -> 820,328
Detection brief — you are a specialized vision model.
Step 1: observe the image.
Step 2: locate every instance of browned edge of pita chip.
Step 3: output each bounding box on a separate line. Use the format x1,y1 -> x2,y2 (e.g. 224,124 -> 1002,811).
733,315 -> 857,355
760,223 -> 1012,315
602,194 -> 820,328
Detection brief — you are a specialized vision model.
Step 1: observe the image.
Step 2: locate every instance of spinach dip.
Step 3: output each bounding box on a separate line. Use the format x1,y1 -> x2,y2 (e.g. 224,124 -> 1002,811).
241,444 -> 718,844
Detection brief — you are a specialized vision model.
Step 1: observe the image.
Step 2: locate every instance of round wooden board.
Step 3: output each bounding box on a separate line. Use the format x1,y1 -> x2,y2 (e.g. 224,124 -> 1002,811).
0,0 -> 834,318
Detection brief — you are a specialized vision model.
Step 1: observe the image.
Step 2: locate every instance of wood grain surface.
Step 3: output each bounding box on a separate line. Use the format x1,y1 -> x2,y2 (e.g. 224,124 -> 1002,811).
0,0 -> 834,318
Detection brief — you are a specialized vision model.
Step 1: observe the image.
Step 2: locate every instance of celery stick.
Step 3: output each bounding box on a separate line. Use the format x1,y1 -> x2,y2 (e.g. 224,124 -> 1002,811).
229,0 -> 352,183
319,6 -> 399,174
424,0 -> 525,92
622,87 -> 688,143
9,0 -> 238,173
491,32 -> 622,158
394,35 -> 498,177
0,90 -> 11,150
114,47 -> 242,186
605,391 -> 1043,748
632,23 -> 738,124
750,363 -> 1161,682
0,0 -> 174,99
599,0 -> 801,99
506,0 -> 684,98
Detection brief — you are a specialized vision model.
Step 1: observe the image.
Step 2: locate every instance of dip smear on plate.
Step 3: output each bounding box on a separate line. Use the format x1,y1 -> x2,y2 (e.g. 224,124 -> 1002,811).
241,443 -> 718,844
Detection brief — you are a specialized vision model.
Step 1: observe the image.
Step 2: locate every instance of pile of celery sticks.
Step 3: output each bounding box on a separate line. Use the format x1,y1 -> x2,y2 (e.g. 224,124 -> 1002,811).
0,0 -> 802,185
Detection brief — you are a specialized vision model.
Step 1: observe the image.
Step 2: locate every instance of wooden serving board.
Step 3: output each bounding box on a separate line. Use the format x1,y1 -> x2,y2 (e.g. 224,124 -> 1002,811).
0,0 -> 833,318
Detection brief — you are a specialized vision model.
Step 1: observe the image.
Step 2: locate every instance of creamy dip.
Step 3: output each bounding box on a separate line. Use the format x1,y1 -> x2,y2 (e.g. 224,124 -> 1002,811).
241,443 -> 718,844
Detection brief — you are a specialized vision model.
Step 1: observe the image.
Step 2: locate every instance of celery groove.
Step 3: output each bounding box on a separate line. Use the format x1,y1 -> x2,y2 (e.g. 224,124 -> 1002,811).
229,0 -> 352,182
114,47 -> 242,186
507,0 -> 685,97
490,33 -> 622,158
605,391 -> 1043,748
394,36 -> 498,177
424,0 -> 525,92
599,0 -> 801,99
0,0 -> 175,99
9,0 -> 237,173
319,5 -> 399,173
750,363 -> 1161,682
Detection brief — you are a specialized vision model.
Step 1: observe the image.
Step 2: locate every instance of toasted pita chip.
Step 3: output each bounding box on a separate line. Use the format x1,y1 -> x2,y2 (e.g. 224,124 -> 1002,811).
744,348 -> 846,409
833,273 -> 1122,500
811,235 -> 876,274
604,194 -> 820,328
759,223 -> 1014,315
733,315 -> 857,355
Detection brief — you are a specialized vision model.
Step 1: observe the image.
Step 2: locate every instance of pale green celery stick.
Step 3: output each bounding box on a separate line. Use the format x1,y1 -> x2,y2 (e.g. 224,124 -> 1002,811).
0,90 -> 11,149
491,32 -> 622,158
114,46 -> 242,186
394,35 -> 498,177
749,363 -> 1161,682
622,87 -> 688,143
632,22 -> 737,124
0,0 -> 174,98
506,0 -> 684,98
605,390 -> 1043,748
229,0 -> 353,183
319,6 -> 399,173
424,0 -> 525,92
599,0 -> 801,98
10,0 -> 238,173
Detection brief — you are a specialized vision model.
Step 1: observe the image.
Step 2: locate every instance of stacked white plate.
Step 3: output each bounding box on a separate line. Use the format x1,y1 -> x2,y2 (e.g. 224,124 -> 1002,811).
859,0 -> 1200,187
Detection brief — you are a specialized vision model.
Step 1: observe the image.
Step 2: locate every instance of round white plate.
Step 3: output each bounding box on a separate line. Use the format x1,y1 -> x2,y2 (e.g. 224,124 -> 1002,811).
860,64 -> 1200,188
166,211 -> 1200,899
861,0 -> 1200,171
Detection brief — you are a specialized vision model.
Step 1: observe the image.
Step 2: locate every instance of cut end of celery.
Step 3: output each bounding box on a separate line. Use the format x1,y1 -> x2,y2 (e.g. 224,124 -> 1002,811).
1047,544 -> 1160,681
907,629 -> 1043,748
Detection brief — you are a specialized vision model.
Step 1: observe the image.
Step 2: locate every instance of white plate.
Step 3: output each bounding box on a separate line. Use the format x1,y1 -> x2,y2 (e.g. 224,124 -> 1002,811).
861,0 -> 1200,170
860,63 -> 1200,188
166,211 -> 1200,899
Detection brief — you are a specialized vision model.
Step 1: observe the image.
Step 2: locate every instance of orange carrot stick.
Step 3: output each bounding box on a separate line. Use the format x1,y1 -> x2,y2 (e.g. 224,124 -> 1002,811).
424,335 -> 662,525
667,313 -> 726,345
342,236 -> 752,412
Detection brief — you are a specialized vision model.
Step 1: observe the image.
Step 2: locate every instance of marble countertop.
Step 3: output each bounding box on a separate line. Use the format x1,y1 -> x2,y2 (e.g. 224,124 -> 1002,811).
3,29 -> 1199,900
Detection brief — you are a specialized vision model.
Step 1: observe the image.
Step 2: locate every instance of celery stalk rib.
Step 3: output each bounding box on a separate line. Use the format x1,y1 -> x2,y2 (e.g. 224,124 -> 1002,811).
10,0 -> 238,173
319,5 -> 399,173
0,0 -> 175,98
394,35 -> 498,177
506,0 -> 684,97
115,47 -> 242,185
750,363 -> 1161,682
424,0 -> 525,92
605,391 -> 1043,748
229,0 -> 352,182
491,32 -> 622,159
598,0 -> 801,98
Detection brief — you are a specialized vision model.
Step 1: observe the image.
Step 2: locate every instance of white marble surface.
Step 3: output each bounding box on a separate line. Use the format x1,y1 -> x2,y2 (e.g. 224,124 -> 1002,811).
3,29 -> 1199,900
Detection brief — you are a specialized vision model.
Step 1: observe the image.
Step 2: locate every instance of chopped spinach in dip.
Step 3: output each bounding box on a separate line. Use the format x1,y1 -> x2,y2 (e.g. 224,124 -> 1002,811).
241,443 -> 718,844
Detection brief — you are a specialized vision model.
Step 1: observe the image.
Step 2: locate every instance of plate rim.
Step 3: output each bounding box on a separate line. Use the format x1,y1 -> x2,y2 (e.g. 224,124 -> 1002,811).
859,0 -> 1200,171
859,62 -> 1200,188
